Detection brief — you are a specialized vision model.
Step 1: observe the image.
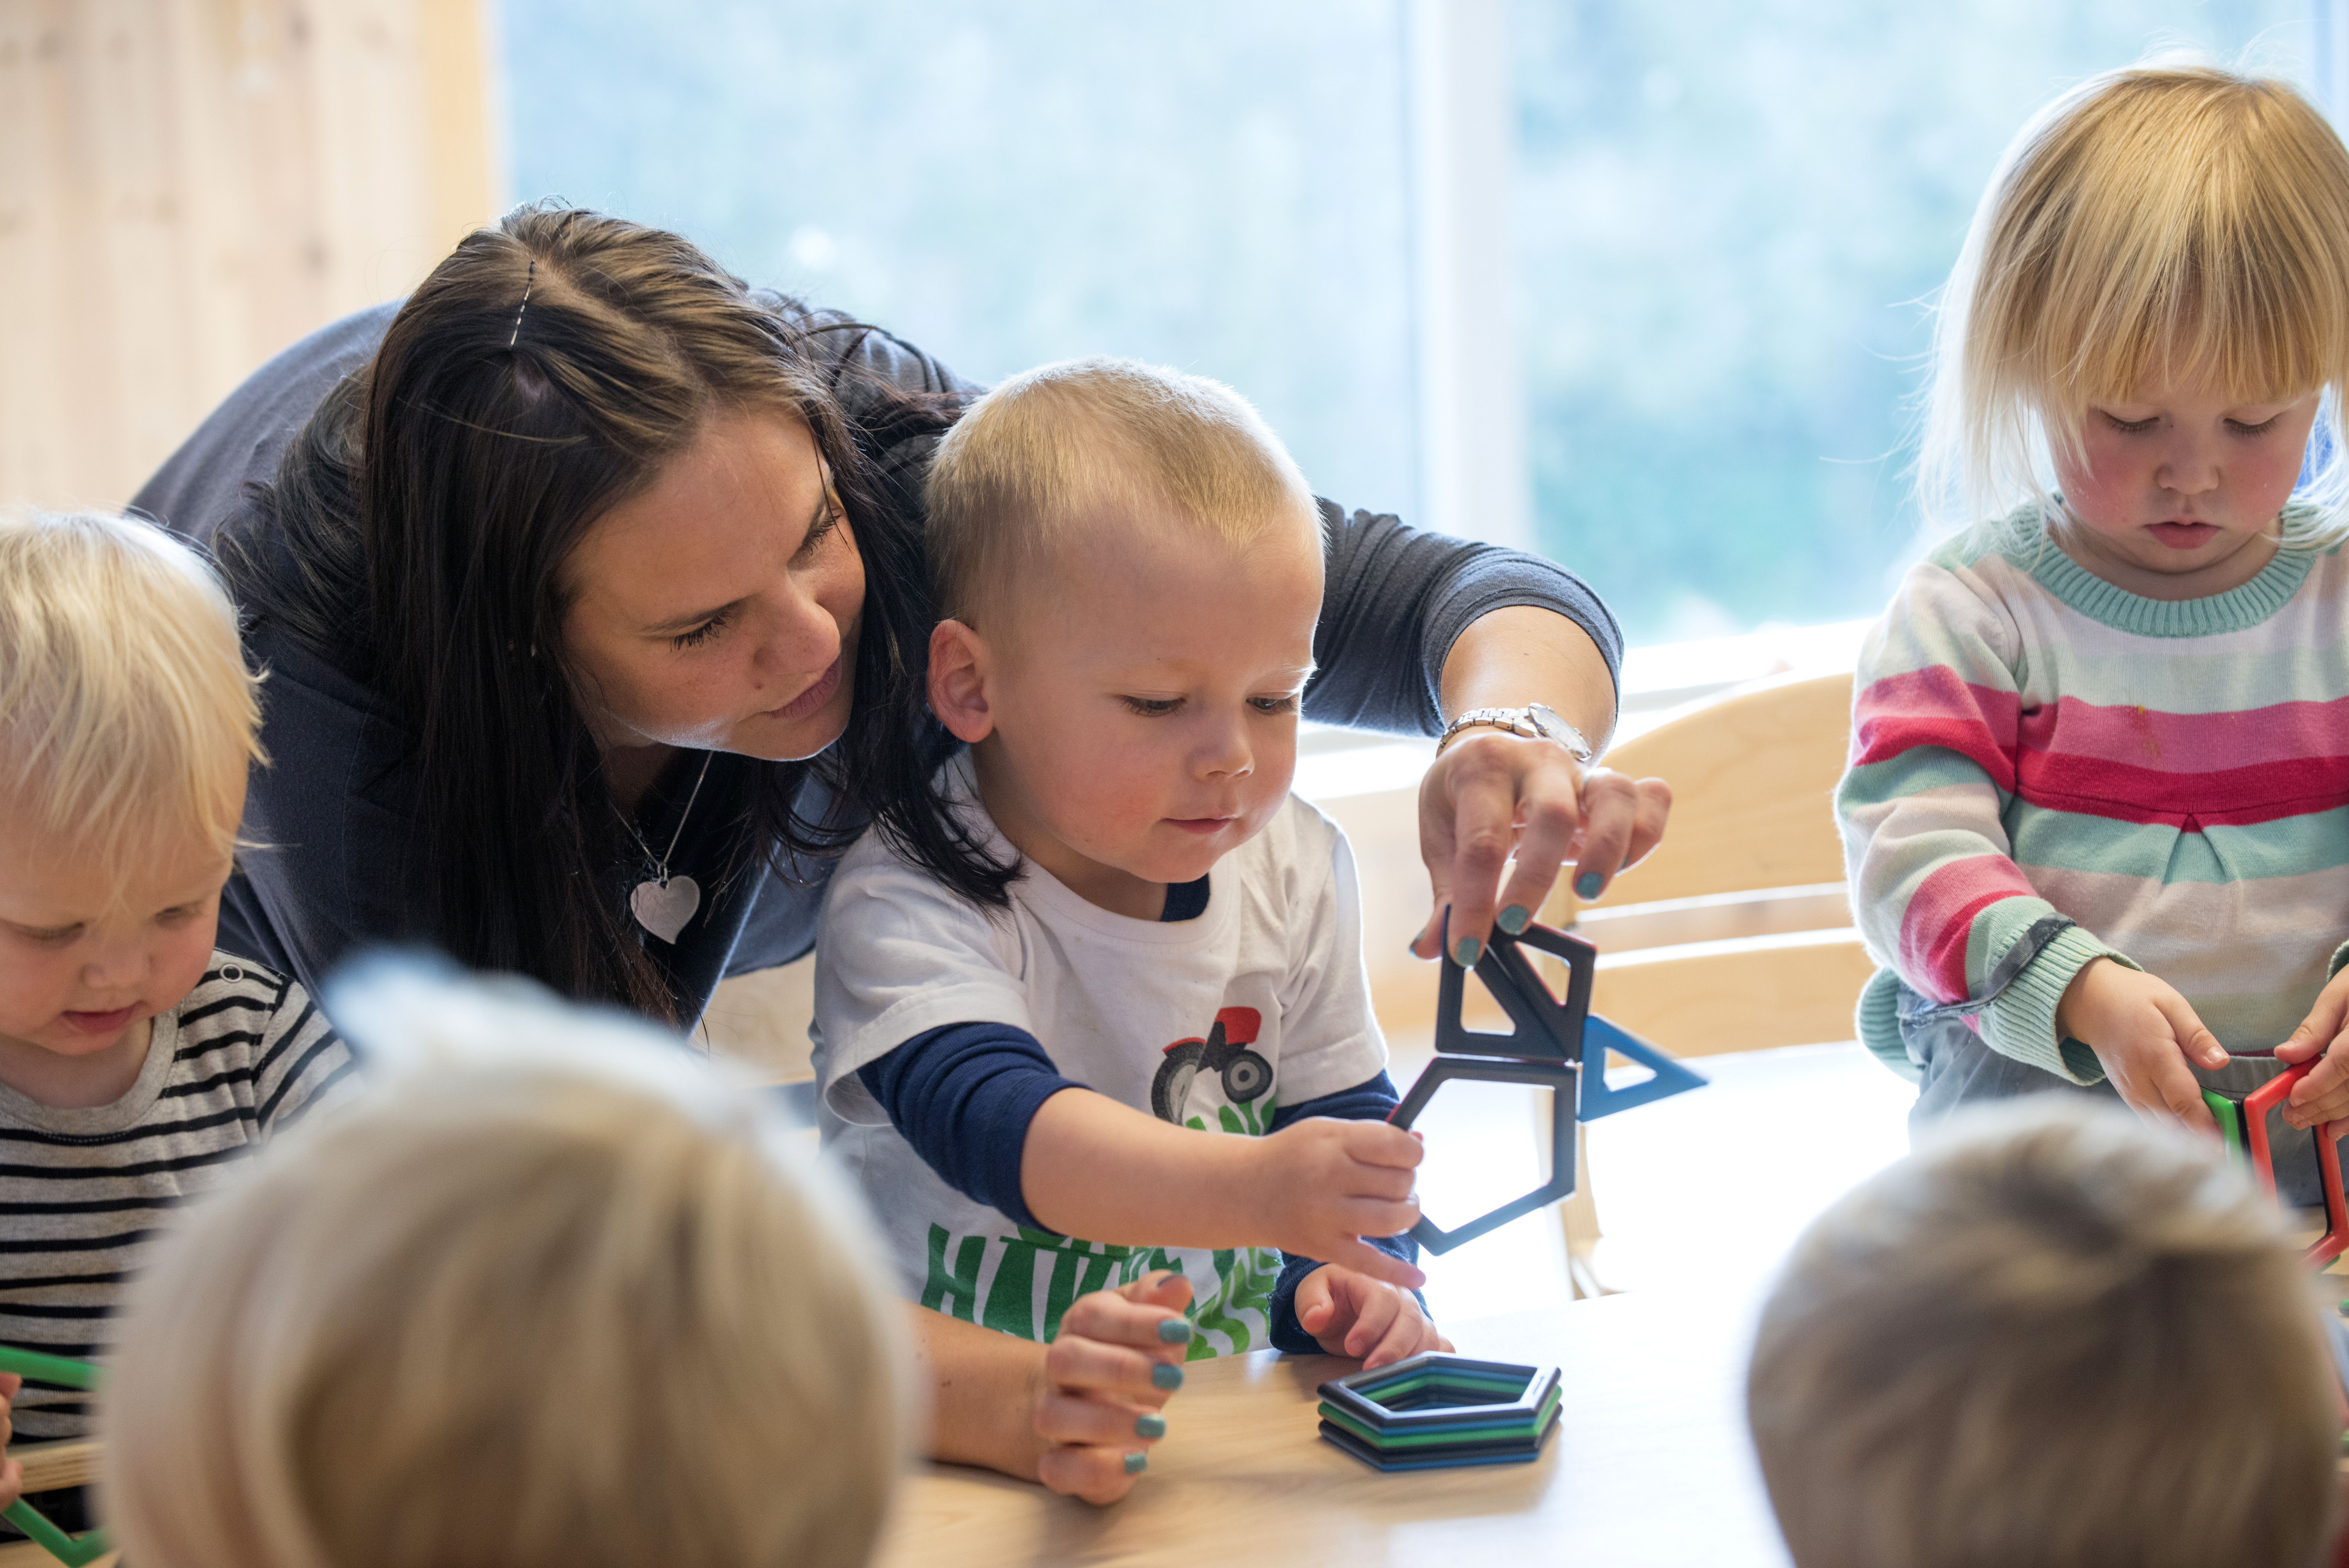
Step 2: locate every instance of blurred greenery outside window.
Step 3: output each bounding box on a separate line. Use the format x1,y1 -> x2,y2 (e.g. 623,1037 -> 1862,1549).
503,1 -> 2314,648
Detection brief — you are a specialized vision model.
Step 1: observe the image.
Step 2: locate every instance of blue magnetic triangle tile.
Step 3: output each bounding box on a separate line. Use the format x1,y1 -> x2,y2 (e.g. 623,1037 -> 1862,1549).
1577,1012 -> 1707,1120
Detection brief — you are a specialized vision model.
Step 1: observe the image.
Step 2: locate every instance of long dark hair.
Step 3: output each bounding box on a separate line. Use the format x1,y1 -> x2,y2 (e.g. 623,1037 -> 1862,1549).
227,203 -> 1003,1020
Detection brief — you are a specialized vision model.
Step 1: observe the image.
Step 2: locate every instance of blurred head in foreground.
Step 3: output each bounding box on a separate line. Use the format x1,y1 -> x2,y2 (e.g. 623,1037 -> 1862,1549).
100,963 -> 908,1568
1748,1099 -> 2339,1568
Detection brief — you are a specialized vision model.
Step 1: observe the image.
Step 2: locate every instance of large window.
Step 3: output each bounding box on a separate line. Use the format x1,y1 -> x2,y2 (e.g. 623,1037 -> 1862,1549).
1510,1 -> 2309,639
505,2 -> 2316,643
503,1 -> 1416,524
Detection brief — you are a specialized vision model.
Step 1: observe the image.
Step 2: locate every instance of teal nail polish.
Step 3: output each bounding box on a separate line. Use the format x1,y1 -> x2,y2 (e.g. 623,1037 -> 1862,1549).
1151,1362 -> 1185,1390
1156,1317 -> 1192,1343
1452,936 -> 1481,968
1497,904 -> 1531,935
1124,1451 -> 1148,1474
1574,872 -> 1603,899
1135,1413 -> 1167,1438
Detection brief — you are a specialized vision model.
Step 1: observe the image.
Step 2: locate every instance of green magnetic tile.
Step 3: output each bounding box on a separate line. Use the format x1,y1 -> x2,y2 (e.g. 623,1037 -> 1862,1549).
1349,1368 -> 1527,1404
1319,1385 -> 1563,1449
2205,1090 -> 2246,1159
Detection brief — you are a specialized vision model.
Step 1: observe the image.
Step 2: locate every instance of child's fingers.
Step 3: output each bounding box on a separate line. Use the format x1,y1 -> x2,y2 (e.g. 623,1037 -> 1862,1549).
1292,1266 -> 1341,1336
0,1369 -> 19,1401
1337,1159 -> 1419,1203
1337,1282 -> 1402,1359
1359,1302 -> 1442,1370
2280,983 -> 2349,1065
2285,1037 -> 2349,1128
2152,993 -> 2229,1071
1322,1237 -> 1426,1290
1355,1123 -> 1427,1171
2136,1050 -> 2218,1136
1332,1193 -> 1423,1245
0,1456 -> 20,1513
1035,1441 -> 1151,1506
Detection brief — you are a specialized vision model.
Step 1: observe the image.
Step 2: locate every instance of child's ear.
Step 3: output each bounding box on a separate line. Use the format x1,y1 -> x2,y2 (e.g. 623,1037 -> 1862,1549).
928,619 -> 995,743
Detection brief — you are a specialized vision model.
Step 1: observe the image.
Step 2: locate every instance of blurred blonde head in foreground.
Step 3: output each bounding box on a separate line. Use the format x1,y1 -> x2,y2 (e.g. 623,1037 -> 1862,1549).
1749,1098 -> 2340,1568
100,963 -> 909,1568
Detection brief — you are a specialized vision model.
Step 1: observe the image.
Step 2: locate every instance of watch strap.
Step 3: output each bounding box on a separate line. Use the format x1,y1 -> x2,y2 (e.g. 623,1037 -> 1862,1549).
1437,705 -> 1596,764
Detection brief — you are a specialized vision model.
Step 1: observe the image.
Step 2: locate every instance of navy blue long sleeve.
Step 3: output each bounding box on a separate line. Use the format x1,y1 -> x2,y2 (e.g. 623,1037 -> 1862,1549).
856,1022 -> 1080,1231
860,1031 -> 1417,1349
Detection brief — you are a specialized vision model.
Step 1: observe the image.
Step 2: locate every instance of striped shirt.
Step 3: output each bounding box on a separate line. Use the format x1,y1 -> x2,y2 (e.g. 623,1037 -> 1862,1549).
1838,509 -> 2349,1083
0,951 -> 357,1439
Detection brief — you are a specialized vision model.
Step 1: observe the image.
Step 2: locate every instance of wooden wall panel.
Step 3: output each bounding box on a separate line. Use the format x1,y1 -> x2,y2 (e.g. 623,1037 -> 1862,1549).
0,0 -> 497,513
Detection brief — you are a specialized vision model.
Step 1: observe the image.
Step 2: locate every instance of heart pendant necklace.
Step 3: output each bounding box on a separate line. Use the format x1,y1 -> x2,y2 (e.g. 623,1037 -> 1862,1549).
617,751 -> 714,945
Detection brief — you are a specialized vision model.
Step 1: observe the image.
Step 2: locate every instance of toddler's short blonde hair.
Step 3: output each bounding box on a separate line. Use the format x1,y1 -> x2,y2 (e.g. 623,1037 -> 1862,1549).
1749,1099 -> 2339,1568
1921,61 -> 2349,534
100,965 -> 909,1568
0,508 -> 262,880
925,356 -> 1321,626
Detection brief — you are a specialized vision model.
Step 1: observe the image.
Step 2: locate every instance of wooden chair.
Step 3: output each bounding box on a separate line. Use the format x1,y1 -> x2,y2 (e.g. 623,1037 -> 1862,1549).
1543,670 -> 1875,1288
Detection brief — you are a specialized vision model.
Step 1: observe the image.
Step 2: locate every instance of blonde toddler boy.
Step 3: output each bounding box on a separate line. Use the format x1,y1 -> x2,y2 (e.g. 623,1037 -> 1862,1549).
101,964 -> 907,1568
0,511 -> 354,1464
1748,1099 -> 2343,1568
813,359 -> 1444,1378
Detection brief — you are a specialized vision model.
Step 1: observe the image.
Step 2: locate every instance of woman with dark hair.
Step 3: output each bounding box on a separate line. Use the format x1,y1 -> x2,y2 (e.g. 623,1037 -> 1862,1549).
133,203 -> 1666,1499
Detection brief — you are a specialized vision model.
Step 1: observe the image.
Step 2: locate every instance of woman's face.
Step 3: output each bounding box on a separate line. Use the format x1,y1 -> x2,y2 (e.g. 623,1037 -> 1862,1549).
561,408 -> 864,761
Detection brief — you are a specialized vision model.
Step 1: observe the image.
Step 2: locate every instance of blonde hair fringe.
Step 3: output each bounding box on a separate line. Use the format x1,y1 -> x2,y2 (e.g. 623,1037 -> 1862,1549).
924,355 -> 1321,625
0,509 -> 262,880
100,965 -> 910,1568
1748,1100 -> 2338,1568
1920,60 -> 2349,547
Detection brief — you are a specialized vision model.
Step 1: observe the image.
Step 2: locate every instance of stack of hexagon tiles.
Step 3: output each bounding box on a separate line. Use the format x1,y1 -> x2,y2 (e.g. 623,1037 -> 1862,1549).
1316,1353 -> 1563,1471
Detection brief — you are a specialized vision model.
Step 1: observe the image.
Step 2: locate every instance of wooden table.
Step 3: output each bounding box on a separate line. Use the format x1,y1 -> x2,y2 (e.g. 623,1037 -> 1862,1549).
875,1289 -> 1792,1568
0,1292 -> 1787,1568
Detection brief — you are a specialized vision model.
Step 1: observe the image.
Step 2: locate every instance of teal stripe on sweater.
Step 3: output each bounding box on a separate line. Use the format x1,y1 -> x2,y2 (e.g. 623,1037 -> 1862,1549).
1839,751 -> 2012,813
2006,803 -> 2349,884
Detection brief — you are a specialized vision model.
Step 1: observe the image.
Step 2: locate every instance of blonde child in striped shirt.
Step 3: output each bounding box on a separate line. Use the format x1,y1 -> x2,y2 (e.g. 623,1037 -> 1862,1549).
1839,63 -> 2349,1165
0,510 -> 355,1487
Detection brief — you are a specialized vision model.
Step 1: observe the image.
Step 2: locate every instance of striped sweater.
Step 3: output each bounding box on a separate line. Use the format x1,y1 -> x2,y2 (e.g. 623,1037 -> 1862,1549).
0,951 -> 357,1439
1838,509 -> 2349,1085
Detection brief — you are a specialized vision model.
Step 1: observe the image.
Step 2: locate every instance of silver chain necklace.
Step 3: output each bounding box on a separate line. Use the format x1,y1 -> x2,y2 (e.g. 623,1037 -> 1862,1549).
616,751 -> 714,944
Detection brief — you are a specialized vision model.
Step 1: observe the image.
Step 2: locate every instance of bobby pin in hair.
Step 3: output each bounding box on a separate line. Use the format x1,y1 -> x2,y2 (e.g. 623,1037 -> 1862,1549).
508,257 -> 537,348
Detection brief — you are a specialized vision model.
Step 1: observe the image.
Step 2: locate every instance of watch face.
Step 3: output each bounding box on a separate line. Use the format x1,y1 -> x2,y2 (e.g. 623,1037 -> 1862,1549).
1524,704 -> 1592,760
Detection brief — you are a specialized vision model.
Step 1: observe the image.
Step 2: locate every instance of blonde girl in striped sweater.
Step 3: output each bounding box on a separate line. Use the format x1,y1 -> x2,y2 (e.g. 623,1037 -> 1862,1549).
1839,62 -> 2349,1166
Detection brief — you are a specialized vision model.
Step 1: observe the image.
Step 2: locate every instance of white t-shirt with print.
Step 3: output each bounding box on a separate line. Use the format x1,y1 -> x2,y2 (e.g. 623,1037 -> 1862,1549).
812,755 -> 1387,1357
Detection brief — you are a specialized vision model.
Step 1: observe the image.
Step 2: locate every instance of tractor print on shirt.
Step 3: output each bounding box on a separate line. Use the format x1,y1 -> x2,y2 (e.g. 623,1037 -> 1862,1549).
1150,1006 -> 1274,1133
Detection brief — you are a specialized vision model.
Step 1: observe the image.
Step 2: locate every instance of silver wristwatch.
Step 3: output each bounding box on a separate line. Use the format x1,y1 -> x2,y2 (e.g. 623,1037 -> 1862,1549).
1436,702 -> 1596,764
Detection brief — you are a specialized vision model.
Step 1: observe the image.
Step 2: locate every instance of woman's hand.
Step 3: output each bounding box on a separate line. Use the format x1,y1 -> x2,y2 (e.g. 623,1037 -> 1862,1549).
1414,605 -> 1670,964
2060,958 -> 2227,1133
1409,731 -> 1670,964
2277,967 -> 2349,1129
1033,1273 -> 1195,1504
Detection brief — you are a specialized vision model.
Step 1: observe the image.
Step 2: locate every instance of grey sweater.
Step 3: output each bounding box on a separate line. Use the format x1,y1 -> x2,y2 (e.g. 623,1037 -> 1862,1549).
132,301 -> 1621,1026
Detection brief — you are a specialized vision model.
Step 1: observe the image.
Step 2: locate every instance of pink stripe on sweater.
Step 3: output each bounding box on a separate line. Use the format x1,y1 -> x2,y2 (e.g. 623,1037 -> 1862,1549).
1852,668 -> 2020,789
2018,693 -> 2349,772
1899,856 -> 2038,1003
2015,753 -> 2349,827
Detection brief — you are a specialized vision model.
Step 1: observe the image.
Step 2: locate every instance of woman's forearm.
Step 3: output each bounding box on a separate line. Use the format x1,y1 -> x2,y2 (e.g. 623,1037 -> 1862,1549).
907,1302 -> 1047,1478
1438,604 -> 1620,751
